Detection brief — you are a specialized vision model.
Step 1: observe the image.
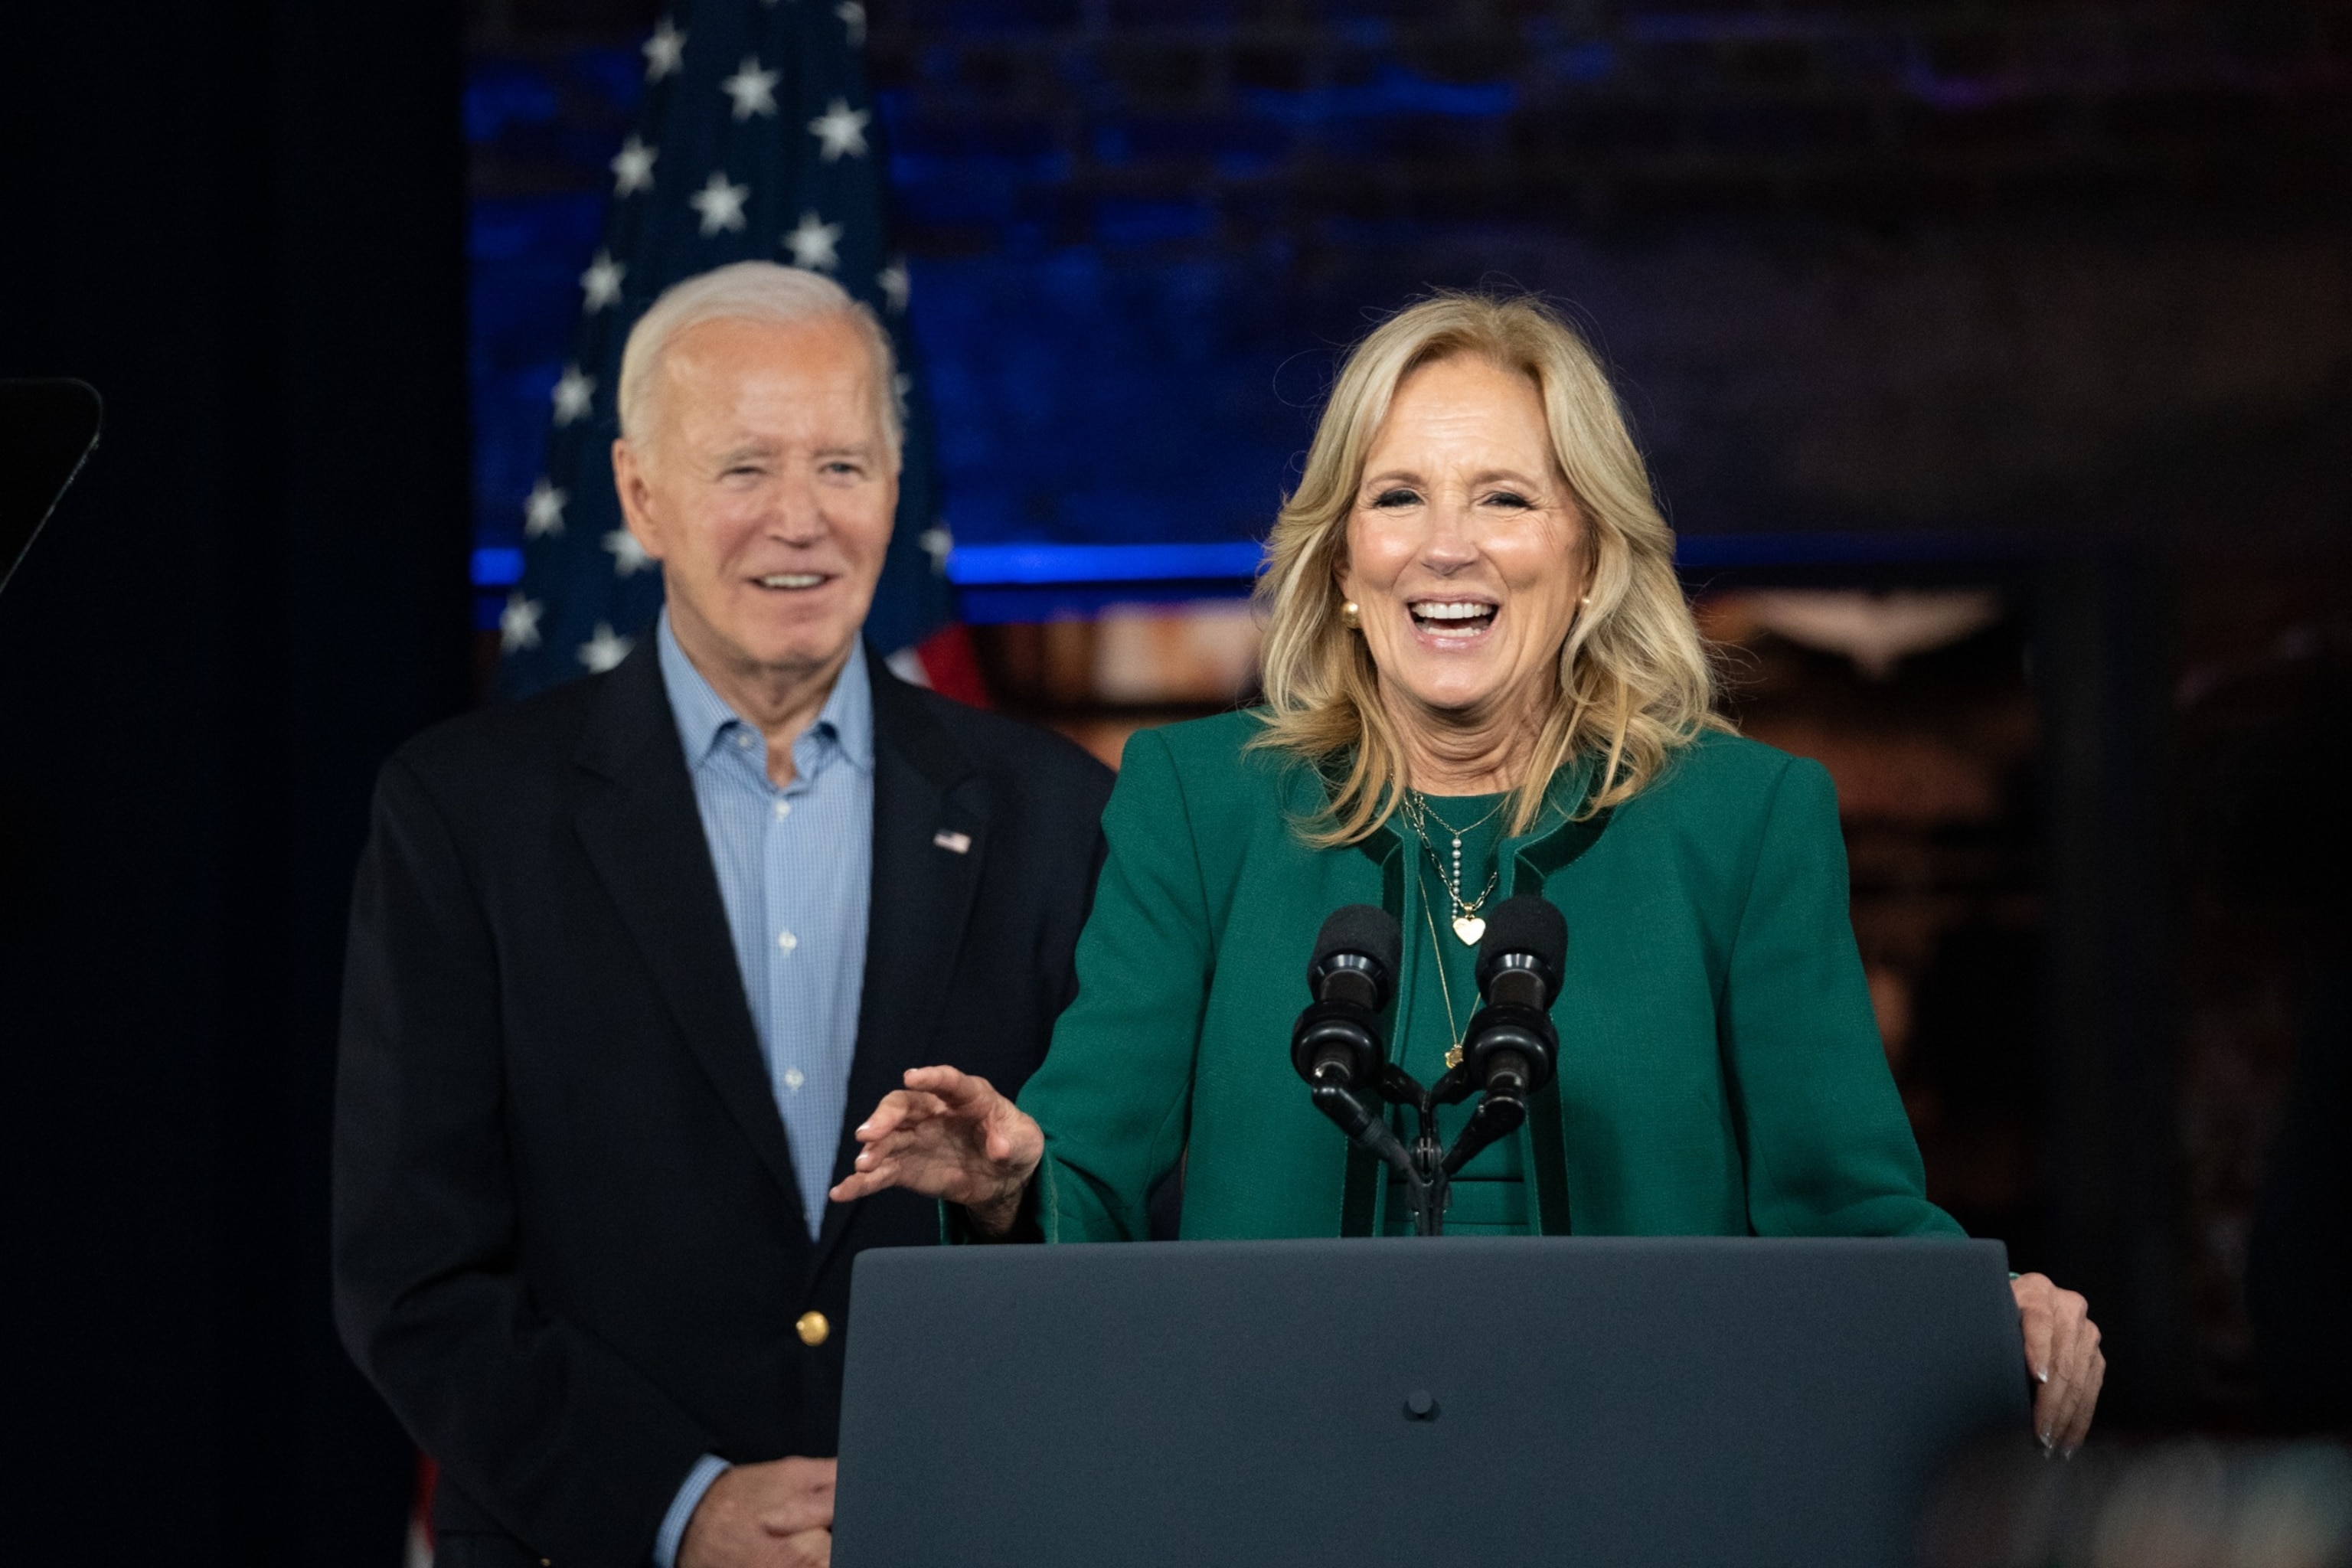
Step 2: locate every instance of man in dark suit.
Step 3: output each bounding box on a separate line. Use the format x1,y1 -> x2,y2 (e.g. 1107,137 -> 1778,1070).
333,262 -> 1112,1568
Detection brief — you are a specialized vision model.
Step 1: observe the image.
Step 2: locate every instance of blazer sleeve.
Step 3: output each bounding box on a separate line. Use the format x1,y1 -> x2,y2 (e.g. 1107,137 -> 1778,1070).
1717,756 -> 1965,1239
331,756 -> 716,1568
1018,727 -> 1214,1242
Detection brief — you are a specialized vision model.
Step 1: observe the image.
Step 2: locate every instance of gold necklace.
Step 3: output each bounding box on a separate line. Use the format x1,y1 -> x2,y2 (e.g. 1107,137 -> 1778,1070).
1419,892 -> 1469,1071
1400,789 -> 1502,943
1415,791 -> 1509,838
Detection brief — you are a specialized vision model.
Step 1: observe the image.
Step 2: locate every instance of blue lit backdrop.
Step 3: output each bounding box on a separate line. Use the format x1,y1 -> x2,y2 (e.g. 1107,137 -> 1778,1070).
466,5 -> 2330,627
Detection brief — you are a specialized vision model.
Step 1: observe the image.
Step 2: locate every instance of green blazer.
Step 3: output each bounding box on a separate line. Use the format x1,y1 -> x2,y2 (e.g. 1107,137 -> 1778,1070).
1018,710 -> 1962,1243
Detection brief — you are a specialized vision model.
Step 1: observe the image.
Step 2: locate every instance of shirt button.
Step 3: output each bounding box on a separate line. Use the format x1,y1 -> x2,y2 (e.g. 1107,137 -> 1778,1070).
782,1067 -> 805,1092
734,732 -> 755,751
773,799 -> 791,820
777,929 -> 797,952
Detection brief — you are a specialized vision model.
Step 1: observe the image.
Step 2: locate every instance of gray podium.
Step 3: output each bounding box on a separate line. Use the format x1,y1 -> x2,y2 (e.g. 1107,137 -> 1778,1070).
834,1237 -> 2027,1567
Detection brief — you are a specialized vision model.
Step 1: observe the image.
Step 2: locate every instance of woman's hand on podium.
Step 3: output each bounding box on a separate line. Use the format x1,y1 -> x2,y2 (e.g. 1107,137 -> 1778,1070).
829,1066 -> 1044,1238
2011,1272 -> 2104,1456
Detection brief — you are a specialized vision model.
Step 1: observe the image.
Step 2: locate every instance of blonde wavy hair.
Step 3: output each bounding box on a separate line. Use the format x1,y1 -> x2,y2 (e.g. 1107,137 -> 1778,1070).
1252,290 -> 1723,845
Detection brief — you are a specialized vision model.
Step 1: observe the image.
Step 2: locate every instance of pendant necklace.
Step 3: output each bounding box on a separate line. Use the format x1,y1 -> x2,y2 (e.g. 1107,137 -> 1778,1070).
1400,789 -> 1505,945
1419,895 -> 1469,1070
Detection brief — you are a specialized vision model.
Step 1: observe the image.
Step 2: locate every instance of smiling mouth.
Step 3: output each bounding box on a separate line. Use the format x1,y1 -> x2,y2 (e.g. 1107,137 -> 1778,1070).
754,573 -> 828,590
1409,599 -> 1498,639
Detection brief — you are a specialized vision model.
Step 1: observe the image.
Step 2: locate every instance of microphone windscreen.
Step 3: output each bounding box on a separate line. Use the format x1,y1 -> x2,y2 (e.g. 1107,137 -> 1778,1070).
1309,903 -> 1402,990
1474,895 -> 1566,990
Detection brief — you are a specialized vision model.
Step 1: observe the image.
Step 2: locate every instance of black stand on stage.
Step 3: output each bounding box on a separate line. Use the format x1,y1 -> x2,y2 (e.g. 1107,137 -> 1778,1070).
0,379 -> 102,600
834,1237 -> 2028,1568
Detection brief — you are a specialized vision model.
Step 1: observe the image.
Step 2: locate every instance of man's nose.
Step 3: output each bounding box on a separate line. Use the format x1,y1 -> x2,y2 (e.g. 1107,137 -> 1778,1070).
763,473 -> 828,544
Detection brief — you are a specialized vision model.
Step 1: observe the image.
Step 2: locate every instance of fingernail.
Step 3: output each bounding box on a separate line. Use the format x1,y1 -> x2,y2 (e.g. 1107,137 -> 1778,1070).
2036,1365 -> 2050,1383
2039,1427 -> 2053,1452
854,1122 -> 871,1135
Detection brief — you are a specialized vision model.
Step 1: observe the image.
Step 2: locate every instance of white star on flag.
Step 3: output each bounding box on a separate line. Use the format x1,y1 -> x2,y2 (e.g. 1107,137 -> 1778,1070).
806,97 -> 870,162
578,622 -> 635,673
835,1 -> 867,47
918,526 -> 953,576
877,259 -> 910,313
643,18 -> 685,80
523,477 -> 567,537
500,593 -> 544,652
603,528 -> 652,577
690,171 -> 750,236
580,250 -> 625,312
721,57 -> 779,120
611,136 -> 657,196
550,364 -> 595,426
783,210 -> 843,271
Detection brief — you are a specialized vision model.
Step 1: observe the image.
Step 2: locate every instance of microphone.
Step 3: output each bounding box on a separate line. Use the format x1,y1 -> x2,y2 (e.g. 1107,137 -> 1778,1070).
1292,904 -> 1423,1216
1289,904 -> 1400,1093
1461,895 -> 1564,1102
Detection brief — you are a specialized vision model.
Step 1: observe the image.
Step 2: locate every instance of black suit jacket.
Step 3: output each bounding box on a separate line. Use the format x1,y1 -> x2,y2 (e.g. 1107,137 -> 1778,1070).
332,642 -> 1112,1568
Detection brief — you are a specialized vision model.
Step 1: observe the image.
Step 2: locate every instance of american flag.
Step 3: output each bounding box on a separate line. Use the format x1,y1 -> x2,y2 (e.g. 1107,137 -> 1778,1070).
495,0 -> 980,703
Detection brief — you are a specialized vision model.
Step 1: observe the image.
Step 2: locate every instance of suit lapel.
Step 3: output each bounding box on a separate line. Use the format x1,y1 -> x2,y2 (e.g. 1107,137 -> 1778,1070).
814,648 -> 988,1273
570,644 -> 808,1222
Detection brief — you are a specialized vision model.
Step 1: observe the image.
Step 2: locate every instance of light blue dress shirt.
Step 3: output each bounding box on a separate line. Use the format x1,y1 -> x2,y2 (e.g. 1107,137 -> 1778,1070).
650,611 -> 874,1566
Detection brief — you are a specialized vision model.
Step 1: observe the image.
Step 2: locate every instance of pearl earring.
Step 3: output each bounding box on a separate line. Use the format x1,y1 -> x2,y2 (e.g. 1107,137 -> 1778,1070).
1339,600 -> 1361,629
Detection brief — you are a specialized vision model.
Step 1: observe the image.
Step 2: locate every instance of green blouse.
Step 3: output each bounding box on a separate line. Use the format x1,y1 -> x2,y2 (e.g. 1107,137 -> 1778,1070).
1387,791 -> 1529,1234
1017,710 -> 1961,1244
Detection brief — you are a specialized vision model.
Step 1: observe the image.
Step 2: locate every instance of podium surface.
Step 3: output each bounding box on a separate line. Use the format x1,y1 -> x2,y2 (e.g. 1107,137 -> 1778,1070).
835,1237 -> 2025,1567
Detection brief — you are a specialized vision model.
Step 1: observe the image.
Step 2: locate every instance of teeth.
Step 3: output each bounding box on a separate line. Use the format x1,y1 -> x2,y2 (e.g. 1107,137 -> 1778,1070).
758,573 -> 825,589
1410,602 -> 1494,621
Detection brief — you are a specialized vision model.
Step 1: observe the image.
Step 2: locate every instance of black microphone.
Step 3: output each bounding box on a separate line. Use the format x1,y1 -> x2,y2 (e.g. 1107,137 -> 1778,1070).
1462,895 -> 1564,1101
1289,904 -> 1400,1093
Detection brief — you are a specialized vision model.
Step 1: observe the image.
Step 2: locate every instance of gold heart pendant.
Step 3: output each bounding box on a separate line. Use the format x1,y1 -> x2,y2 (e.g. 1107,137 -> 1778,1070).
1452,915 -> 1486,945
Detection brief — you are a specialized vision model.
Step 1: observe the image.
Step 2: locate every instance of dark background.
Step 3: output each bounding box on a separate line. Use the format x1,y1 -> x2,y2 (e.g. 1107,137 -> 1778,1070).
1,5 -> 471,1562
5,1 -> 2348,1563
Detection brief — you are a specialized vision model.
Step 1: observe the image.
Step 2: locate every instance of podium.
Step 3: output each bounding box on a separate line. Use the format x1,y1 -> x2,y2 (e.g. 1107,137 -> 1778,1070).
833,1237 -> 2027,1567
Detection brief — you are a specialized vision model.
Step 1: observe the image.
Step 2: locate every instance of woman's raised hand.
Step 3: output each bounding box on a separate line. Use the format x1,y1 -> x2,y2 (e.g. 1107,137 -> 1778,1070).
827,1066 -> 1044,1236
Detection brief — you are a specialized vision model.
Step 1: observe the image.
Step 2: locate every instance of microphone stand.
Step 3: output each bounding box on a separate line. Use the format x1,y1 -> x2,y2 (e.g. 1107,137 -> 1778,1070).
1308,1060 -> 1534,1237
1298,898 -> 1563,1237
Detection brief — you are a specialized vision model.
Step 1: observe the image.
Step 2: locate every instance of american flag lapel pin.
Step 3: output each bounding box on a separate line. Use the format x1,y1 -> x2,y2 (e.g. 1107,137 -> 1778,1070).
933,829 -> 972,855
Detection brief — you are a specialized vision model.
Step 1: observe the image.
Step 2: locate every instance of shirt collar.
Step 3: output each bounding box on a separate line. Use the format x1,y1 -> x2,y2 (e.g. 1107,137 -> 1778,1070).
813,633 -> 875,773
655,609 -> 875,775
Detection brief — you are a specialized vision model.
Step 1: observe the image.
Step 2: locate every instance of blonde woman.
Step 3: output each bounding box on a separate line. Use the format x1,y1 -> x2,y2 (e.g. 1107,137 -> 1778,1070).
835,292 -> 2105,1452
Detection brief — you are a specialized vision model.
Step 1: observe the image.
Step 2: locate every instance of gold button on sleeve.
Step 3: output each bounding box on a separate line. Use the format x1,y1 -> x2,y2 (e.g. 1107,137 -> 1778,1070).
795,1310 -> 830,1346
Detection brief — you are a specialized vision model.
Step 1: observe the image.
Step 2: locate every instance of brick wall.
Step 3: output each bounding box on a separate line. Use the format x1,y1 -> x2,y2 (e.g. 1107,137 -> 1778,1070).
846,0 -> 2352,550
471,0 -> 2352,560
871,0 -> 2352,237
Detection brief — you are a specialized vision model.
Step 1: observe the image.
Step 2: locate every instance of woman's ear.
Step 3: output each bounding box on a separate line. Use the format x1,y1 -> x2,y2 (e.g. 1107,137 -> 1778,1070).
1573,522 -> 1599,606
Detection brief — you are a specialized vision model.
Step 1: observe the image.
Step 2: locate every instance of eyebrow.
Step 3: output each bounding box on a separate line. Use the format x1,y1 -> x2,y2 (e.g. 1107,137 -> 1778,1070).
705,439 -> 880,470
1360,467 -> 1550,489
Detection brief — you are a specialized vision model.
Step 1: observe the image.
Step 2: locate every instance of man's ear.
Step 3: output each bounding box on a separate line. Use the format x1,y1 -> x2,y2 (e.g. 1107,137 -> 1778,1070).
611,438 -> 665,561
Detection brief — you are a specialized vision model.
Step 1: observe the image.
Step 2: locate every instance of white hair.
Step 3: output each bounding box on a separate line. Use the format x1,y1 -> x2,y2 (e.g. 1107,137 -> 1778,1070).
616,260 -> 903,465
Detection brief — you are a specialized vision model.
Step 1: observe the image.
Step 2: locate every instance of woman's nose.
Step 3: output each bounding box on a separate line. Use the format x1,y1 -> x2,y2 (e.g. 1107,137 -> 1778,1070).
1420,498 -> 1478,567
